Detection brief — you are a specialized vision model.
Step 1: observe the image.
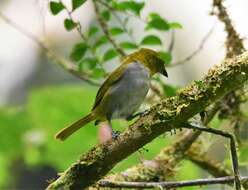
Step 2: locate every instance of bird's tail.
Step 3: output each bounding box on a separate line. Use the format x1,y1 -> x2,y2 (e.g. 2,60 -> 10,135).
55,112 -> 95,141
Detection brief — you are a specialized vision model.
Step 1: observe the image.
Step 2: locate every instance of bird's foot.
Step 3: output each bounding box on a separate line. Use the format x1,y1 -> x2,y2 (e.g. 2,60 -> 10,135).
111,130 -> 121,140
170,128 -> 177,135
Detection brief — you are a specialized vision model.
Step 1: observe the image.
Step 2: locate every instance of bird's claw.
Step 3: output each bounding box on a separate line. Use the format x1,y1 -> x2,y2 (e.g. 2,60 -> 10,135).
170,128 -> 177,135
111,130 -> 120,140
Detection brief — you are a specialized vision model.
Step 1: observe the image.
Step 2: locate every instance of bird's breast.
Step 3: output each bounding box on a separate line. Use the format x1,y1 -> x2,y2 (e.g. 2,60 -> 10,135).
108,61 -> 150,119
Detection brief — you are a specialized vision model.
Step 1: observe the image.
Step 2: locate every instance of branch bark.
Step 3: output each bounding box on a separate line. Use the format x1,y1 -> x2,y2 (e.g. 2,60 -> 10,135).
98,176 -> 248,189
47,52 -> 248,189
212,0 -> 245,58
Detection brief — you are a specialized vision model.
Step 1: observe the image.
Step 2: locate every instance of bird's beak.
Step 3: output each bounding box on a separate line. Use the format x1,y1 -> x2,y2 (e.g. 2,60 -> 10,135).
161,68 -> 168,77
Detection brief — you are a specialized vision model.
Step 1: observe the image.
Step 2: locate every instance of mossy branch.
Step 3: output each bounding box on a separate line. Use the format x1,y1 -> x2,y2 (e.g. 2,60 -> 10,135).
47,52 -> 248,189
212,0 -> 245,58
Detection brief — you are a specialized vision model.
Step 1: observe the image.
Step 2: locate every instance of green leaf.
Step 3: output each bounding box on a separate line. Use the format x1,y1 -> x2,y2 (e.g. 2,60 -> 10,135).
119,42 -> 137,49
103,49 -> 118,61
72,0 -> 86,11
169,22 -> 183,29
162,84 -> 177,97
88,26 -> 98,37
113,1 -> 145,15
92,68 -> 106,78
101,10 -> 111,21
64,18 -> 77,31
94,36 -> 108,49
140,35 -> 162,45
148,13 -> 161,20
49,1 -> 64,15
78,57 -> 97,71
70,42 -> 87,62
159,51 -> 172,64
146,13 -> 170,31
109,27 -> 124,36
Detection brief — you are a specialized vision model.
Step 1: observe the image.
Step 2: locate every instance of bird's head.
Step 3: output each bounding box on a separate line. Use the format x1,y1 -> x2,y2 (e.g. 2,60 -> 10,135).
131,48 -> 168,77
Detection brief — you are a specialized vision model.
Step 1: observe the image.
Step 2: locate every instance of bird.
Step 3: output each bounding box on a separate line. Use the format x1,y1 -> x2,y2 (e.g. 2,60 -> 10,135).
55,48 -> 168,141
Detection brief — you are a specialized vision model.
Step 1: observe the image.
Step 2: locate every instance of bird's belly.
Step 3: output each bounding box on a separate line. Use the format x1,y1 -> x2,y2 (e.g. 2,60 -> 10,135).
111,81 -> 149,119
103,62 -> 150,119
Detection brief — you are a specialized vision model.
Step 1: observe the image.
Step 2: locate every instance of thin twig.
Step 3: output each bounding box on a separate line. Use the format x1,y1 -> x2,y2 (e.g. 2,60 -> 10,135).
212,0 -> 245,58
59,0 -> 103,67
168,23 -> 216,67
98,176 -> 248,189
101,2 -> 139,47
58,0 -> 87,41
0,11 -> 100,86
167,30 -> 175,53
93,1 -> 126,57
184,123 -> 241,190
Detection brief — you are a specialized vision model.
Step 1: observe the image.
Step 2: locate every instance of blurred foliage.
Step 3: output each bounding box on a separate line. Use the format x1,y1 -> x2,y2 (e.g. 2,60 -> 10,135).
1,85 -> 247,189
0,85 -> 177,188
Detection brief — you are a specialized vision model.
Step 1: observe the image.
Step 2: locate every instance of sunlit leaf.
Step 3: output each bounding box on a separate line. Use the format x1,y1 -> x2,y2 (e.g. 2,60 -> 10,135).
159,51 -> 172,64
94,36 -> 108,49
72,0 -> 86,11
103,49 -> 118,61
92,68 -> 106,78
147,13 -> 163,21
88,26 -> 98,37
64,18 -> 77,31
70,42 -> 87,61
109,27 -> 124,36
50,1 -> 64,15
140,35 -> 162,45
169,22 -> 183,29
101,10 -> 111,21
119,42 -> 137,49
146,13 -> 170,31
113,1 -> 145,15
162,84 -> 177,97
78,57 -> 98,71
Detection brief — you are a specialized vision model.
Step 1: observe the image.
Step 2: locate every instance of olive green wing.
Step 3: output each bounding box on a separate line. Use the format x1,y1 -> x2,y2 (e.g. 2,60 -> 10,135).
92,64 -> 127,110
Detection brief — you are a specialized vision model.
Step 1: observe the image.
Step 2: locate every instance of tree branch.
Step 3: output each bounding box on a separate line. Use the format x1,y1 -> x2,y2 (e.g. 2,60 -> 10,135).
47,51 -> 248,189
98,176 -> 248,189
101,103 -> 219,183
212,0 -> 245,58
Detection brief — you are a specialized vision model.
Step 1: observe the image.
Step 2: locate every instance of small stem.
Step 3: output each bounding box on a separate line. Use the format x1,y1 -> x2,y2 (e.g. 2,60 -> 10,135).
184,123 -> 241,190
93,0 -> 126,57
98,0 -> 139,47
168,23 -> 216,67
0,11 -> 100,86
98,176 -> 248,189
